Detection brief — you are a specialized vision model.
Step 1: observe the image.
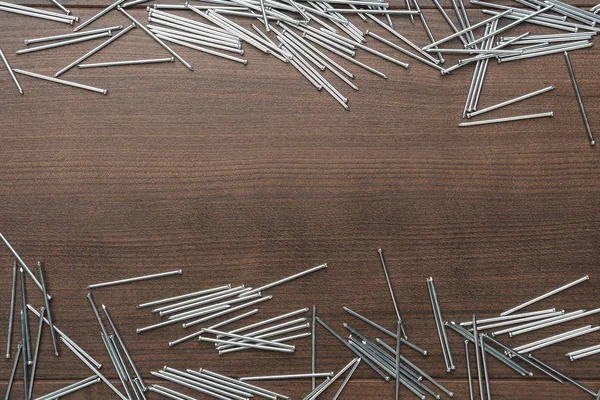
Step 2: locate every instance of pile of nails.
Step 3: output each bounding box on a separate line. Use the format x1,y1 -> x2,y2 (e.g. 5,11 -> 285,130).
0,0 -> 597,136
3,231 -> 600,400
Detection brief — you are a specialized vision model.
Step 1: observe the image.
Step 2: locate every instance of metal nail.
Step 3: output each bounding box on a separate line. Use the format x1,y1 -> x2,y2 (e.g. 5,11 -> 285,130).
24,26 -> 123,44
240,263 -> 328,297
36,376 -> 100,400
6,260 -> 17,358
17,31 -> 113,54
312,305 -> 317,390
27,307 -> 44,399
241,372 -> 334,381
305,358 -> 359,400
36,262 -> 58,356
528,354 -> 597,396
474,310 -> 565,331
75,0 -> 126,31
517,326 -> 600,354
0,49 -> 23,94
19,269 -> 31,364
5,344 -> 22,400
465,340 -> 474,400
0,4 -> 73,24
467,86 -> 555,118
564,51 -> 595,145
13,68 -> 108,94
480,335 -> 491,400
473,317 -> 485,400
509,308 -> 600,337
0,234 -> 49,298
138,285 -> 231,309
182,294 -> 273,328
88,269 -> 183,289
378,249 -> 407,339
459,112 -> 554,127
199,368 -> 284,399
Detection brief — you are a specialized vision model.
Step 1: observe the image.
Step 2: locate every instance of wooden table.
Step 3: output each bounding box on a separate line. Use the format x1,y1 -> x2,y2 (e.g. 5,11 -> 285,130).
0,0 -> 599,398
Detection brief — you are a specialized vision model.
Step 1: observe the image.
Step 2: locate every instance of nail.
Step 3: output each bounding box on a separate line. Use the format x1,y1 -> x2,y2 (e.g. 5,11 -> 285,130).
331,358 -> 361,400
184,370 -> 254,397
182,295 -> 273,328
528,354 -> 597,396
13,68 -> 108,94
0,49 -> 23,94
164,288 -> 254,318
0,3 -> 73,24
88,269 -> 183,289
498,41 -> 593,62
153,370 -> 249,400
138,285 -> 231,309
20,311 -> 29,392
459,112 -> 554,127
138,304 -> 230,333
199,368 -> 283,400
101,333 -> 133,399
27,307 -> 44,399
465,341 -> 474,400
427,277 -> 454,371
570,346 -> 600,361
241,372 -> 334,381
305,359 -> 359,400
37,262 -> 59,356
169,309 -> 259,347
61,337 -> 128,400
472,317 -> 485,400
119,7 -> 194,70
218,331 -> 310,355
395,320 -> 401,400
166,367 -> 250,400
467,86 -> 555,118
154,285 -> 244,314
17,31 -> 113,54
216,318 -> 308,350
26,304 -> 101,368
460,309 -> 557,326
240,263 -> 328,297
510,308 -> 600,337
516,326 -> 600,353
378,249 -> 406,338
5,344 -> 22,400
567,343 -> 600,357
480,335 -> 492,400
366,31 -> 445,72
78,57 -> 175,68
24,26 -> 123,44
317,316 -> 390,381
0,234 -> 48,297
148,385 -> 197,400
6,261 -> 17,358
19,269 -> 31,364
312,305 -> 317,390
103,304 -> 146,390
49,0 -> 70,14
75,0 -> 126,31
565,51 -> 595,145
202,328 -> 295,350
474,310 -> 565,331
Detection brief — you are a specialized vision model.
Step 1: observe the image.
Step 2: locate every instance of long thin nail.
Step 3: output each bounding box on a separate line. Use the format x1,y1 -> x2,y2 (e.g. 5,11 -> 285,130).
13,69 -> 108,94
75,0 -> 126,31
182,295 -> 273,328
37,262 -> 58,356
516,326 -> 600,353
138,284 -> 230,309
427,277 -> 454,371
465,340 -> 475,400
305,359 -> 359,400
480,335 -> 492,400
241,263 -> 327,297
509,309 -> 600,337
24,26 -> 123,44
473,317 -> 485,400
0,234 -> 48,297
6,260 -> 17,358
17,31 -> 112,54
19,269 -> 31,364
311,305 -> 317,390
0,49 -> 23,94
27,307 -> 45,398
5,344 -> 22,400
528,354 -> 597,396
199,368 -> 284,399
378,249 -> 407,339
36,376 -> 100,400
459,112 -> 554,127
88,269 -> 182,289
240,372 -> 334,381
564,51 -> 595,145
331,358 -> 361,400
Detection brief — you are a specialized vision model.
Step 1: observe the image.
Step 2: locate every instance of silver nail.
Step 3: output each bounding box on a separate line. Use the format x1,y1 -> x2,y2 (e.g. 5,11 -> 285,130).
459,112 -> 554,127
0,49 -> 23,94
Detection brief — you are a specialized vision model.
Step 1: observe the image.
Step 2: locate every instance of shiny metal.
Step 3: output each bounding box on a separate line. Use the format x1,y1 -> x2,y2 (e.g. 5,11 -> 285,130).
163,367 -> 249,400
565,51 -> 595,145
28,307 -> 45,399
528,354 -> 597,397
474,310 -> 564,331
570,346 -> 600,361
182,295 -> 272,328
184,370 -> 254,398
366,31 -> 444,72
159,286 -> 250,315
26,304 -> 102,369
467,86 -> 555,118
514,326 -> 594,353
138,285 -> 230,309
20,311 -> 29,393
149,29 -> 243,53
122,0 -> 151,7
567,343 -> 600,357
502,275 -> 589,316
473,317 -> 485,400
305,359 -> 359,400
101,333 -> 133,400
241,263 -> 328,297
468,5 -> 553,47
331,358 -> 361,400
148,385 -> 194,400
169,309 -> 258,347
199,368 -> 283,400
138,304 -> 230,333
36,376 -> 100,400
378,249 -> 407,338
215,319 -> 307,350
103,304 -> 146,391
493,309 -> 585,336
0,49 -> 23,94
17,31 -> 112,54
460,309 -> 556,326
152,370 -> 236,400
25,26 -> 123,44
0,234 -> 48,298
427,277 -> 454,371
61,337 -> 128,400
459,112 -> 554,127
19,268 -> 31,364
50,0 -> 70,14
0,3 -> 73,24
509,308 -> 600,336
37,262 -> 58,356
241,372 -> 334,381
169,293 -> 261,320
424,9 -> 512,49
6,261 -> 17,358
202,328 -> 294,349
518,326 -> 600,353
480,335 -> 491,400
75,0 -> 126,31
78,57 -> 174,68
394,320 -> 401,400
5,344 -> 21,400
118,7 -> 194,70
55,23 -> 135,76
317,316 -> 390,381
89,269 -> 183,289
311,305 -> 316,390
465,340 -> 474,400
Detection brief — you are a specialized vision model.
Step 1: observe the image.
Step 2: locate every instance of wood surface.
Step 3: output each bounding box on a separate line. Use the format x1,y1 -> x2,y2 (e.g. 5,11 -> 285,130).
0,0 -> 599,398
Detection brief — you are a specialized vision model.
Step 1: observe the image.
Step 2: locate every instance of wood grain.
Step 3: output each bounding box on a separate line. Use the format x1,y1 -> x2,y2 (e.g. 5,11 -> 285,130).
0,2 -> 599,399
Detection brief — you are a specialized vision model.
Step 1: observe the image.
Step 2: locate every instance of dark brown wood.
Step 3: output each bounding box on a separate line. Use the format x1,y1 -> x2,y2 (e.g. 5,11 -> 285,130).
0,2 -> 599,400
